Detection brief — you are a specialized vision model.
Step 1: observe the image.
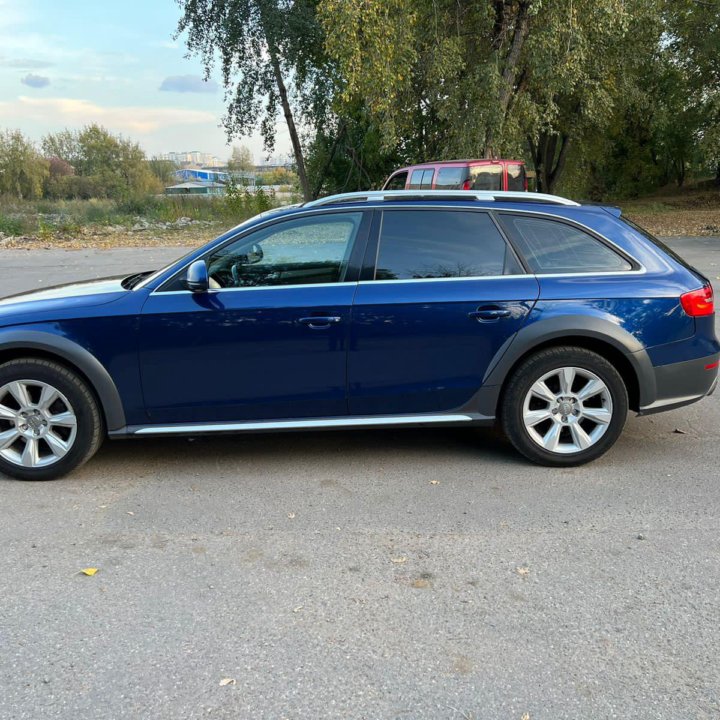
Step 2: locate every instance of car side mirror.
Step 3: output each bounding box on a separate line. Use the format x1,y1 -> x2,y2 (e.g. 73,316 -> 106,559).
186,260 -> 209,293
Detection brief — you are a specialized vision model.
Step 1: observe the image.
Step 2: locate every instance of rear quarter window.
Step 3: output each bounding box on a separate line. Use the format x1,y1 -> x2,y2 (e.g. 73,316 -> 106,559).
435,167 -> 468,189
408,169 -> 435,190
499,214 -> 633,274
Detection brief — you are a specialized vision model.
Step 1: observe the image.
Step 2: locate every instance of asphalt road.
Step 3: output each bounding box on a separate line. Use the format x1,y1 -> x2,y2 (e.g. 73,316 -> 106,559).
0,239 -> 719,720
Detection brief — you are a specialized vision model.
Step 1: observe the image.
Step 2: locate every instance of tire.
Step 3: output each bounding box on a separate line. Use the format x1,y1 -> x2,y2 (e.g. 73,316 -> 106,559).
500,346 -> 628,467
0,358 -> 104,481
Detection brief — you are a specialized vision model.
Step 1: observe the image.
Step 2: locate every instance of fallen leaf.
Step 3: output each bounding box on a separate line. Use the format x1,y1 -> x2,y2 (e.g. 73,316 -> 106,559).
80,568 -> 98,576
391,556 -> 407,564
98,505 -> 107,509
126,511 -> 135,515
293,605 -> 304,613
429,479 -> 440,485
411,578 -> 431,589
521,714 -> 531,720
219,678 -> 236,686
673,428 -> 687,434
516,566 -> 530,578
287,512 -> 296,519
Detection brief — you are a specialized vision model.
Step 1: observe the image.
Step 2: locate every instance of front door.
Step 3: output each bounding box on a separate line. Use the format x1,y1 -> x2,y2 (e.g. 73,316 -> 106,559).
348,208 -> 539,415
138,210 -> 369,424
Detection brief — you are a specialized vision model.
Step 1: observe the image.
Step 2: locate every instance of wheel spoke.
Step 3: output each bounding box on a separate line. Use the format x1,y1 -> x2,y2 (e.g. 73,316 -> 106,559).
542,422 -> 562,451
8,381 -> 32,409
49,411 -> 77,428
38,385 -> 59,410
577,377 -> 605,401
524,409 -> 554,426
558,367 -> 576,395
0,403 -> 16,421
44,432 -> 69,458
530,380 -> 556,404
0,428 -> 19,450
581,407 -> 612,425
569,422 -> 592,450
20,437 -> 39,467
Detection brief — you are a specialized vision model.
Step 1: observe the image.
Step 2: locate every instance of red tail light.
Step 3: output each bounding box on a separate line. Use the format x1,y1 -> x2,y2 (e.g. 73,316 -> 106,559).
680,285 -> 714,316
462,179 -> 472,191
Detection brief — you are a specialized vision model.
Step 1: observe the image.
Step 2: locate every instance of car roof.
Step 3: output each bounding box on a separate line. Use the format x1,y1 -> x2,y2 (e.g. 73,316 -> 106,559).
390,159 -> 524,172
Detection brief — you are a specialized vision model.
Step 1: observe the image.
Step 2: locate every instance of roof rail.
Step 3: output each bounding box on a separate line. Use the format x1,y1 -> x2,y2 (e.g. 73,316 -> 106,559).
303,190 -> 580,208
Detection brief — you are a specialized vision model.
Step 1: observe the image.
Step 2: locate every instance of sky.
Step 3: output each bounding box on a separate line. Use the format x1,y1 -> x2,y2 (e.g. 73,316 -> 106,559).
0,0 -> 292,164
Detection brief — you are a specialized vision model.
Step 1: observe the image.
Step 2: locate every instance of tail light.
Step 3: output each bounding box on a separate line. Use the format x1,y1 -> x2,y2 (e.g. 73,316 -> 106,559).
680,285 -> 714,316
462,179 -> 472,191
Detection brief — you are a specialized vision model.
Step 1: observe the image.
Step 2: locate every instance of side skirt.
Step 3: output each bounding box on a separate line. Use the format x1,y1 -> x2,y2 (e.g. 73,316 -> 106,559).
109,412 -> 494,438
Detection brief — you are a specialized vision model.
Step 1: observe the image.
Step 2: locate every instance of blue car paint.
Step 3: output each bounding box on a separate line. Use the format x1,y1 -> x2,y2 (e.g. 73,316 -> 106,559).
0,197 -> 718,433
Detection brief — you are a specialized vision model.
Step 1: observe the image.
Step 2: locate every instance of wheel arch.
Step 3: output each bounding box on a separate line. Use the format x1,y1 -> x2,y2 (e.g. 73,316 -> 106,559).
0,330 -> 126,431
485,316 -> 657,414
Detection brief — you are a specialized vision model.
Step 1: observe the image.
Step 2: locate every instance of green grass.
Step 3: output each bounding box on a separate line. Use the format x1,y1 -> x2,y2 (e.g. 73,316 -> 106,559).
0,190 -> 285,237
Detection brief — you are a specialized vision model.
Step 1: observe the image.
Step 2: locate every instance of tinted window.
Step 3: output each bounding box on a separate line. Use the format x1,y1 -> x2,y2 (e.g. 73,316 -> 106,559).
435,167 -> 468,189
207,212 -> 363,288
507,164 -> 525,191
408,169 -> 434,190
500,215 -> 632,274
470,164 -> 502,190
384,172 -> 408,191
375,210 -> 520,280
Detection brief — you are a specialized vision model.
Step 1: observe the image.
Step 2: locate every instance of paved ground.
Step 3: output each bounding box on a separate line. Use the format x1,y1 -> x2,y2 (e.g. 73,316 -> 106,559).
0,239 -> 719,720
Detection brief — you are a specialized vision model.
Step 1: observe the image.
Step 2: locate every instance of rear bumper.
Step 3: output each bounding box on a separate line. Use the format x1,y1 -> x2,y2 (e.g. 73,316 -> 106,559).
638,354 -> 719,415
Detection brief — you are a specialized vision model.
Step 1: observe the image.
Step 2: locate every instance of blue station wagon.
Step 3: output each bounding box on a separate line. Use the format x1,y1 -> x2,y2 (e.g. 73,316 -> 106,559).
0,190 -> 717,480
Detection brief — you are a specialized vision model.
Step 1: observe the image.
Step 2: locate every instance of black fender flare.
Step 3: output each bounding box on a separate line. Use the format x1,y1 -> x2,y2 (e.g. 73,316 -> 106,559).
0,329 -> 126,430
482,314 -> 657,408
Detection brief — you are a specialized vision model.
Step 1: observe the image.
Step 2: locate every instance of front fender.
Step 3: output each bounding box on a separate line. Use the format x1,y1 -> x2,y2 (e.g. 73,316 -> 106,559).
0,329 -> 126,431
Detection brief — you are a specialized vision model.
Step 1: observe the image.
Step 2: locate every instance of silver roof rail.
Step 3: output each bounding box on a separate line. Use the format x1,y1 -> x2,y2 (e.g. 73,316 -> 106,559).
303,190 -> 580,208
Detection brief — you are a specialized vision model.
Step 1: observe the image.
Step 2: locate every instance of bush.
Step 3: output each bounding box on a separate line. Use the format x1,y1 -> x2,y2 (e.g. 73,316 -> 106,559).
0,213 -> 24,236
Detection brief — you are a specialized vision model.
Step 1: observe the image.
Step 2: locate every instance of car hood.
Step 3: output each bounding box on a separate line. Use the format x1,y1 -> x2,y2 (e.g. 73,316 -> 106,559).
0,276 -> 130,320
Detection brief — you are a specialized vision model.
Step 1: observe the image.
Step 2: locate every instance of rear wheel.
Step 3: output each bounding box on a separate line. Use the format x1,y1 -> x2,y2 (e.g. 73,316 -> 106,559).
501,347 -> 628,466
0,359 -> 103,481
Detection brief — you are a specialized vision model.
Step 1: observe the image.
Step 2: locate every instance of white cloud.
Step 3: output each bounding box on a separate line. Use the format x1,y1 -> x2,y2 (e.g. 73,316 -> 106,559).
0,96 -> 217,135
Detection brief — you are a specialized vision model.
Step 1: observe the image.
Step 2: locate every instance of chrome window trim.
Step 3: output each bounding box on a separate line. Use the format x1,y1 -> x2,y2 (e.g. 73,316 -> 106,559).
150,281 -> 355,296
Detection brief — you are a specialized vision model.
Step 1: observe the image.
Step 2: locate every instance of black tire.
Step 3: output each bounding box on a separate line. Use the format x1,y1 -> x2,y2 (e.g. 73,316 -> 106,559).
0,358 -> 104,481
500,346 -> 628,467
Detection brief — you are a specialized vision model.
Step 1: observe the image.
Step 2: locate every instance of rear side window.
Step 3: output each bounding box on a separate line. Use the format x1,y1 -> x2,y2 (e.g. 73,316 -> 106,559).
500,215 -> 632,274
408,169 -> 434,189
470,164 -> 503,191
435,167 -> 468,189
375,210 -> 521,280
384,171 -> 408,191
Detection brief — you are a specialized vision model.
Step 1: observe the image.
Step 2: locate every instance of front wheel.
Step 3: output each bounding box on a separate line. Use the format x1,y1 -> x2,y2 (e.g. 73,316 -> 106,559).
0,358 -> 104,480
501,347 -> 628,466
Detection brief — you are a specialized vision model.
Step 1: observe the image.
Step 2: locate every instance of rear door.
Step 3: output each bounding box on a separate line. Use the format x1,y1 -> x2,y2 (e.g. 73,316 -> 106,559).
348,208 -> 540,415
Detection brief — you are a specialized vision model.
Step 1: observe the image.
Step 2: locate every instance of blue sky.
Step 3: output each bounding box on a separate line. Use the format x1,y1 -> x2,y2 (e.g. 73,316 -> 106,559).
0,0 -> 290,162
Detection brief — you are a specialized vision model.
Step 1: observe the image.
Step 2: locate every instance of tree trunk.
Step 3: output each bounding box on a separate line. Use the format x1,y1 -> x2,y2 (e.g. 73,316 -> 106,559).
269,54 -> 311,201
530,132 -> 571,193
311,120 -> 347,199
715,163 -> 720,187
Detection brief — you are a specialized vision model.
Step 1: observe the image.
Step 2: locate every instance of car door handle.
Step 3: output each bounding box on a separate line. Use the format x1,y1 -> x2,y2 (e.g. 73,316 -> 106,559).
468,307 -> 512,321
298,316 -> 342,329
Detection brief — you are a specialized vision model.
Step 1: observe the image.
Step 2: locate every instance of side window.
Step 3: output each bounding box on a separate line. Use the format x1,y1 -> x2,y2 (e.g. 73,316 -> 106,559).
374,210 -> 521,280
507,164 -> 526,191
408,169 -> 435,190
206,212 -> 363,288
499,215 -> 633,274
470,164 -> 503,191
435,167 -> 468,189
384,171 -> 408,191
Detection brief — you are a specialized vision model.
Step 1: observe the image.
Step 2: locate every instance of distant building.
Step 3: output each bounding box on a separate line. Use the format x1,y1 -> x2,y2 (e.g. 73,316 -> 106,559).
158,151 -> 222,167
173,168 -> 256,186
165,181 -> 226,196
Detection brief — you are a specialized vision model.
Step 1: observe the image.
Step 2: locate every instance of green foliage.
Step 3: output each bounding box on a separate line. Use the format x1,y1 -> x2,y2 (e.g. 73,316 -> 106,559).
0,213 -> 24,236
227,145 -> 255,174
41,124 -> 161,200
0,130 -> 49,199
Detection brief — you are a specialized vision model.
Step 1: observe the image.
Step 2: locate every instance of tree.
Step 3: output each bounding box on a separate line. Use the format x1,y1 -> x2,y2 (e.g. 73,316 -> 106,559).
227,144 -> 255,173
177,0 -> 335,200
42,125 -> 159,199
0,129 -> 48,199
